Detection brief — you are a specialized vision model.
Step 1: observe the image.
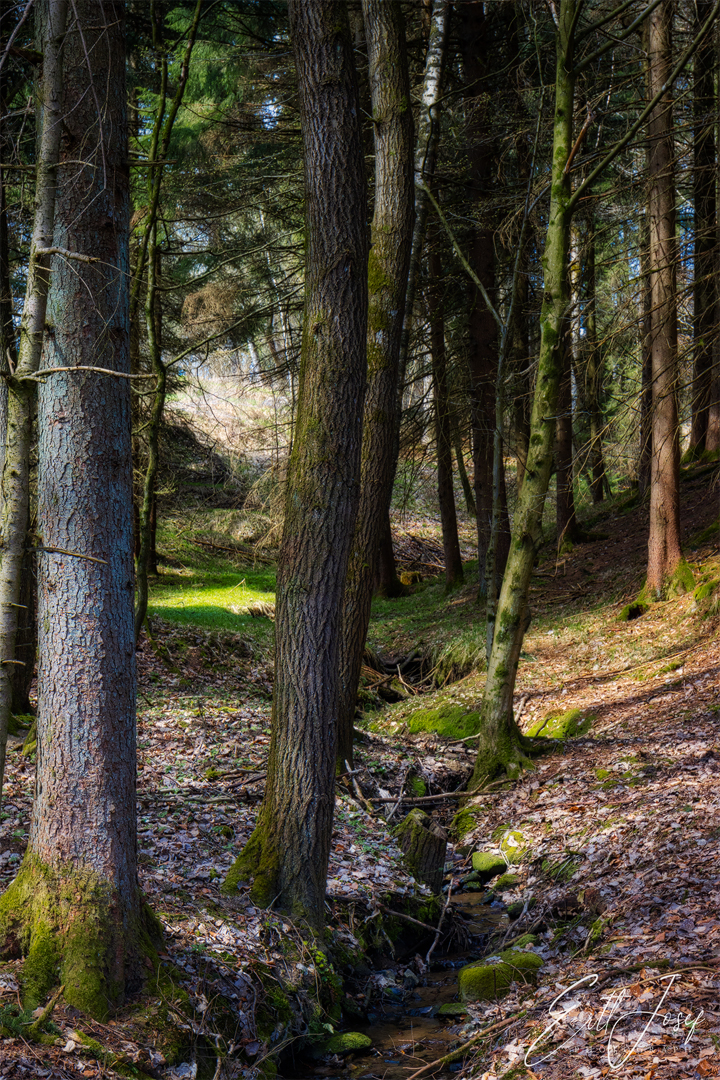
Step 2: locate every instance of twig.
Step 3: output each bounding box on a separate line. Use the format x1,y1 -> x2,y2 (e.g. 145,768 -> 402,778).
33,247 -> 100,264
20,365 -> 152,381
346,759 -> 375,814
367,790 -> 466,804
0,0 -> 34,80
27,984 -> 64,1040
376,902 -> 437,935
425,881 -> 453,966
404,1011 -> 523,1080
32,546 -> 108,565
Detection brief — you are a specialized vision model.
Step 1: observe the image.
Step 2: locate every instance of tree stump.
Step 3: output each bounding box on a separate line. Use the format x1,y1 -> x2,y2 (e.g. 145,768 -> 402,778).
393,809 -> 447,894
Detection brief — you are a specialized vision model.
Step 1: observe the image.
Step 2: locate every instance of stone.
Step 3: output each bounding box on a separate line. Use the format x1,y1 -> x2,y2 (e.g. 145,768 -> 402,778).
394,809 -> 447,895
458,948 -> 543,1002
471,852 -> 507,882
322,1032 -> 372,1055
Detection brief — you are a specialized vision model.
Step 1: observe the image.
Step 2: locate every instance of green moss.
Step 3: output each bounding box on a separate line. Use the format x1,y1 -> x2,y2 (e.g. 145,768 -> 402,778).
513,933 -> 539,947
0,854 -> 160,1018
618,600 -> 649,621
436,1002 -> 469,1017
595,768 -> 610,780
527,709 -> 593,739
471,852 -> 507,882
693,577 -> 720,602
408,776 -> 427,797
499,830 -> 528,864
406,704 -> 480,740
689,519 -> 720,548
507,898 -> 536,919
21,719 -> 37,757
451,808 -> 479,839
458,948 -> 543,1002
495,873 -> 520,890
321,1031 -> 372,1055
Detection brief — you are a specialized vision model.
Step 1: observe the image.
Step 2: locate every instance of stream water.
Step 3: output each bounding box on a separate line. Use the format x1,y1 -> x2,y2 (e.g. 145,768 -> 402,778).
286,896 -> 508,1080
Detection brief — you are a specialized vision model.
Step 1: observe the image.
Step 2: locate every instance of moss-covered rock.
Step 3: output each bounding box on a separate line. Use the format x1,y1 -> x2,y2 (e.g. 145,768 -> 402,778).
527,709 -> 593,739
394,810 -> 446,894
406,703 -> 480,740
458,948 -> 543,1002
507,897 -> 536,919
436,1002 -> 469,1017
618,600 -> 649,622
321,1032 -> 372,1055
471,852 -> 507,882
495,873 -> 520,891
513,933 -> 539,947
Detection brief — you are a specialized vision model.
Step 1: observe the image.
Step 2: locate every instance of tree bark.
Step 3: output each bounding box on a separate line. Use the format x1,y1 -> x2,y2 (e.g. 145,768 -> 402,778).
470,0 -> 576,786
336,0 -> 413,771
646,0 -> 685,599
0,0 -> 160,1017
555,327 -> 577,549
428,227 -> 463,591
689,0 -> 716,455
583,213 -> 606,502
223,0 -> 368,931
638,213 -> 653,496
377,0 -> 449,598
459,0 -> 510,596
0,0 -> 66,804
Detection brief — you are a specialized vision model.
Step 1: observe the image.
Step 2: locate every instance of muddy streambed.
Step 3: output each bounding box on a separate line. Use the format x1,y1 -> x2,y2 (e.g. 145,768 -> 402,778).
284,895 -> 508,1080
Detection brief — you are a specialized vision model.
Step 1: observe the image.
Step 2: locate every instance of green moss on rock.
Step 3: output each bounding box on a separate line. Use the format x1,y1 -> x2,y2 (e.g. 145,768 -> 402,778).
458,948 -> 543,1002
471,852 -> 507,882
495,873 -> 520,891
437,1002 -> 469,1017
451,808 -> 479,839
527,709 -> 593,739
406,704 -> 480,740
499,830 -> 528,864
322,1032 -> 372,1055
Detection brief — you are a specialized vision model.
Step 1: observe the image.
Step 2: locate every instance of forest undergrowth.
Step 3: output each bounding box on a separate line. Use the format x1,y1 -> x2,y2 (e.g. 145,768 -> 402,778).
1,462 -> 720,1079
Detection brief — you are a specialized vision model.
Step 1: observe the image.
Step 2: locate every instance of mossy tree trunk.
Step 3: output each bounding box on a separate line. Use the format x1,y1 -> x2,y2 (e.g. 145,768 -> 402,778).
223,0 -> 368,931
0,0 -> 66,804
394,809 -> 447,895
470,0 -> 576,787
646,0 -> 685,599
336,0 -> 414,771
428,223 -> 463,592
689,0 -> 716,454
555,326 -> 577,549
638,211 -> 652,497
0,0 -> 160,1017
583,214 -> 606,503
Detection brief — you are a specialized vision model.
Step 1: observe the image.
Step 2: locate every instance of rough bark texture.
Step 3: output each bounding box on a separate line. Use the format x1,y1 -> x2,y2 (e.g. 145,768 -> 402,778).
583,217 -> 606,502
638,214 -> 653,497
460,1 -> 510,594
393,809 -> 447,895
555,337 -> 577,550
470,0 -> 575,786
0,0 -> 66,803
336,0 -> 413,771
0,0 -> 159,1017
646,0 -> 685,599
223,0 -> 368,931
689,0 -> 716,454
377,0 -> 448,598
428,233 -> 463,591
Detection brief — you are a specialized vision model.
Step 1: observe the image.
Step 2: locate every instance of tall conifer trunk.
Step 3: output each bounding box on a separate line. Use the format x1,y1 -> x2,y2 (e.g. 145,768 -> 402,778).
0,0 -> 159,1016
646,0 -> 687,598
223,0 -> 368,929
689,0 -> 716,454
335,0 -> 413,771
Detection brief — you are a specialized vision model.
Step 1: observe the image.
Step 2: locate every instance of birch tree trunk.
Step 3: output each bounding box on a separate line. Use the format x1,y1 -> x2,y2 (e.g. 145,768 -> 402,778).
336,0 -> 413,771
470,0 -> 576,786
0,0 -> 66,805
223,0 -> 368,930
0,0 -> 160,1016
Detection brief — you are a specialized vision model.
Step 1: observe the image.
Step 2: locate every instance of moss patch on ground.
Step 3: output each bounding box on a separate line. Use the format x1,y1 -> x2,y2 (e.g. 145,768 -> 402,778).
527,708 -> 593,739
406,703 -> 480,740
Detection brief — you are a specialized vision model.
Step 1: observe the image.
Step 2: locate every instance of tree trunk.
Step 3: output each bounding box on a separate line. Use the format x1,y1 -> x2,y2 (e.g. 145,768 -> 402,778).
428,228 -> 463,591
460,0 -> 510,595
555,331 -> 577,550
583,214 -> 606,503
223,0 -> 368,932
336,0 -> 413,771
0,0 -> 160,1017
10,549 -> 35,715
453,419 -> 476,517
470,0 -> 575,786
0,0 -> 66,804
646,0 -> 686,599
377,0 -> 449,598
638,213 -> 653,496
689,0 -> 716,455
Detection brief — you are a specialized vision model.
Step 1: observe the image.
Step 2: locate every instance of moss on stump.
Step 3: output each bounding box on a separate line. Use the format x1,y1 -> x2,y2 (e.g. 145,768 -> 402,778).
458,948 -> 543,1002
393,809 -> 447,894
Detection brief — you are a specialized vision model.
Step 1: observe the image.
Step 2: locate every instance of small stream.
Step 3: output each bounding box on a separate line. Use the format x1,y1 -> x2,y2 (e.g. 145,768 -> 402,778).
286,896 -> 508,1080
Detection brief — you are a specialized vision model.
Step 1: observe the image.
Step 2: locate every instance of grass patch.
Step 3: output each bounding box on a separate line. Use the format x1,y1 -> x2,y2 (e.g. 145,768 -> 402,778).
149,567 -> 276,638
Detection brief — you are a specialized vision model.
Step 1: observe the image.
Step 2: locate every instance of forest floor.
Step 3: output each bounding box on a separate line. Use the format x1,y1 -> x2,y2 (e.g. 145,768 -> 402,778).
1,461 -> 720,1079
